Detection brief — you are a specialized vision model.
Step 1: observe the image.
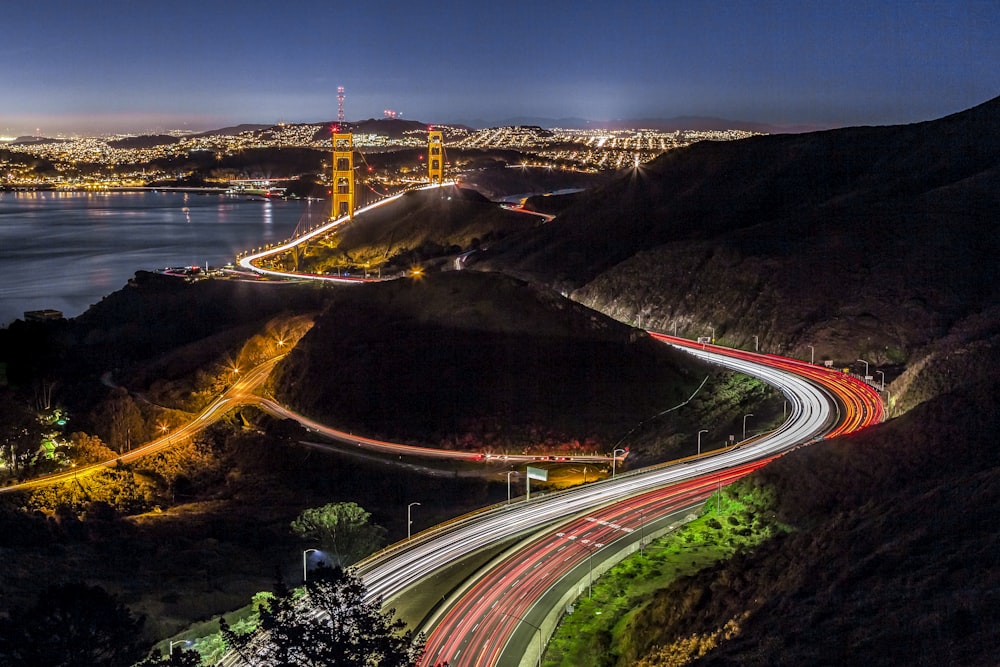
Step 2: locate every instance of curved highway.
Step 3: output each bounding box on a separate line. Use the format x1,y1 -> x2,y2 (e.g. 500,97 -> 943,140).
416,337 -> 882,666
353,340 -> 880,605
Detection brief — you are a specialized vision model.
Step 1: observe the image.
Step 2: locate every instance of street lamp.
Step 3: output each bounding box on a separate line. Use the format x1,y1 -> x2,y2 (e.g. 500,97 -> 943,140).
501,611 -> 542,667
638,509 -> 645,555
753,335 -> 759,352
743,414 -> 754,440
506,471 -> 516,504
697,429 -> 708,455
303,548 -> 319,581
169,640 -> 191,655
611,448 -> 626,478
807,345 -> 815,364
709,326 -> 715,342
876,370 -> 885,391
408,502 -> 421,540
857,358 -> 870,379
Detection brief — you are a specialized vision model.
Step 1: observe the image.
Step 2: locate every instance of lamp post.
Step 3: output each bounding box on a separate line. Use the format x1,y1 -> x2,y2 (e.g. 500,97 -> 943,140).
506,471 -> 516,504
638,509 -> 645,555
169,640 -> 190,655
407,502 -> 421,540
709,326 -> 715,342
876,370 -> 885,391
697,429 -> 708,455
611,448 -> 626,478
501,611 -> 542,667
743,413 -> 754,440
753,335 -> 759,352
808,345 -> 815,364
858,358 -> 870,379
302,548 -> 319,582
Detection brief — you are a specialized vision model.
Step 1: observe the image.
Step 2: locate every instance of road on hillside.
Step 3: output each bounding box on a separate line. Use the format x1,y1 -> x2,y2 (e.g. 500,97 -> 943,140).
0,356 -> 284,494
420,462 -> 770,667
216,338 -> 881,667
414,337 -> 882,666
251,397 -> 622,465
351,340 -> 880,602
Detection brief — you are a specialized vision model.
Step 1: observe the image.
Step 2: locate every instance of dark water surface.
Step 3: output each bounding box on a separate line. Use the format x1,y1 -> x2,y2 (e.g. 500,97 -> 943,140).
0,190 -> 326,326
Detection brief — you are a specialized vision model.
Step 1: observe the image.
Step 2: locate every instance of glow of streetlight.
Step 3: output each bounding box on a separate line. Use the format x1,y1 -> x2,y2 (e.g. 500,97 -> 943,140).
169,640 -> 192,655
303,548 -> 319,581
697,429 -> 709,455
743,414 -> 754,440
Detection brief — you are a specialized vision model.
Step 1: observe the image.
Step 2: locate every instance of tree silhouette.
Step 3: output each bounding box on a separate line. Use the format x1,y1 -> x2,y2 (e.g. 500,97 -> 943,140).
220,566 -> 424,666
291,501 -> 387,567
0,583 -> 147,666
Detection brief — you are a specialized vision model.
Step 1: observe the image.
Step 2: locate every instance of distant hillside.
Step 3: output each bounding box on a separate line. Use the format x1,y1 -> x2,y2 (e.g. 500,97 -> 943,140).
192,124 -> 272,137
476,96 -> 1000,401
495,116 -> 822,133
271,271 -> 718,453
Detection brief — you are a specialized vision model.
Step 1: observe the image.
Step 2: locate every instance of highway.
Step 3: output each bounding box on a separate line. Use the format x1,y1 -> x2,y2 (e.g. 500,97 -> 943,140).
367,338 -> 881,667
352,339 -> 880,602
251,397 -> 623,465
199,329 -> 881,667
421,463 -> 767,667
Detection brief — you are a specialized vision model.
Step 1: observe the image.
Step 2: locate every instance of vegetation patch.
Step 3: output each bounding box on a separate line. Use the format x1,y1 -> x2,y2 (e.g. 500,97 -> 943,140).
543,480 -> 786,667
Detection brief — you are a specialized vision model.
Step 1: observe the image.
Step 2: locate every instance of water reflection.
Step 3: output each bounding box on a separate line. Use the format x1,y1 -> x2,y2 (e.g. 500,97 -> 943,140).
0,191 -> 308,325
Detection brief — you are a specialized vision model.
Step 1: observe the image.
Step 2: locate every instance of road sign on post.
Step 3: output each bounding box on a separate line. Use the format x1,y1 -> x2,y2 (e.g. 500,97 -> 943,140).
526,466 -> 548,501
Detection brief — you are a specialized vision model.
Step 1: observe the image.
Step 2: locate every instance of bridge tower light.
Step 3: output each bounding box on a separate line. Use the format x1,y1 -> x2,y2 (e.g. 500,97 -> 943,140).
332,132 -> 355,220
428,129 -> 444,184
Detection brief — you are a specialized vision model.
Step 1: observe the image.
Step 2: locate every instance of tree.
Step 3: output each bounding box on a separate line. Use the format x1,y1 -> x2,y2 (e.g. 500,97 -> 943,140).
0,583 -> 147,667
291,501 -> 387,567
0,391 -> 44,475
220,567 -> 424,666
67,431 -> 117,465
93,388 -> 144,453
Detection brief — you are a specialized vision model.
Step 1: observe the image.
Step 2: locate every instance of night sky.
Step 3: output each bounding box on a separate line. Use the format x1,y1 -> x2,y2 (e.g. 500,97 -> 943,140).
2,0 -> 998,136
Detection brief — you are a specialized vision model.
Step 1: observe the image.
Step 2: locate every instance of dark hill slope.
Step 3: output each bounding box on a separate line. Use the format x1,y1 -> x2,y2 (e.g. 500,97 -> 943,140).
300,185 -> 543,272
621,374 -> 1000,667
270,271 -> 710,452
480,95 -> 1000,288
475,96 -> 1000,376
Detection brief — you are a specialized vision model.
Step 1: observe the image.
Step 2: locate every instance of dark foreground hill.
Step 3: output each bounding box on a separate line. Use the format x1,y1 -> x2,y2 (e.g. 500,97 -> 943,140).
271,271 -> 742,455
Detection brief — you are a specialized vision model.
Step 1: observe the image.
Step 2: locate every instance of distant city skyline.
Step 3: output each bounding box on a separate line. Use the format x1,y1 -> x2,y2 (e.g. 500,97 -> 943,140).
3,0 -> 998,137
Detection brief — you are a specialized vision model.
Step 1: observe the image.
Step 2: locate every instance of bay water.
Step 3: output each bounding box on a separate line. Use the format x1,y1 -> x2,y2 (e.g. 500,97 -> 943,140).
0,190 -> 327,327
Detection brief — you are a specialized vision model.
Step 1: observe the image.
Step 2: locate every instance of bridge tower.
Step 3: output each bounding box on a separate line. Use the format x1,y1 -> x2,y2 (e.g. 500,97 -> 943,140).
427,129 -> 444,184
332,132 -> 355,219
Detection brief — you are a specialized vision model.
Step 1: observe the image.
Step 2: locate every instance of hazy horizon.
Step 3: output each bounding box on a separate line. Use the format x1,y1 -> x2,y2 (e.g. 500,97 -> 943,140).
3,1 -> 998,138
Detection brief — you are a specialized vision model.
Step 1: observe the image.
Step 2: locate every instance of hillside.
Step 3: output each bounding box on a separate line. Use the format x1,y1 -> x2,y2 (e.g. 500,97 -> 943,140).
271,271 -> 756,456
618,375 -> 1000,667
474,97 -> 1000,390
293,185 -> 545,274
